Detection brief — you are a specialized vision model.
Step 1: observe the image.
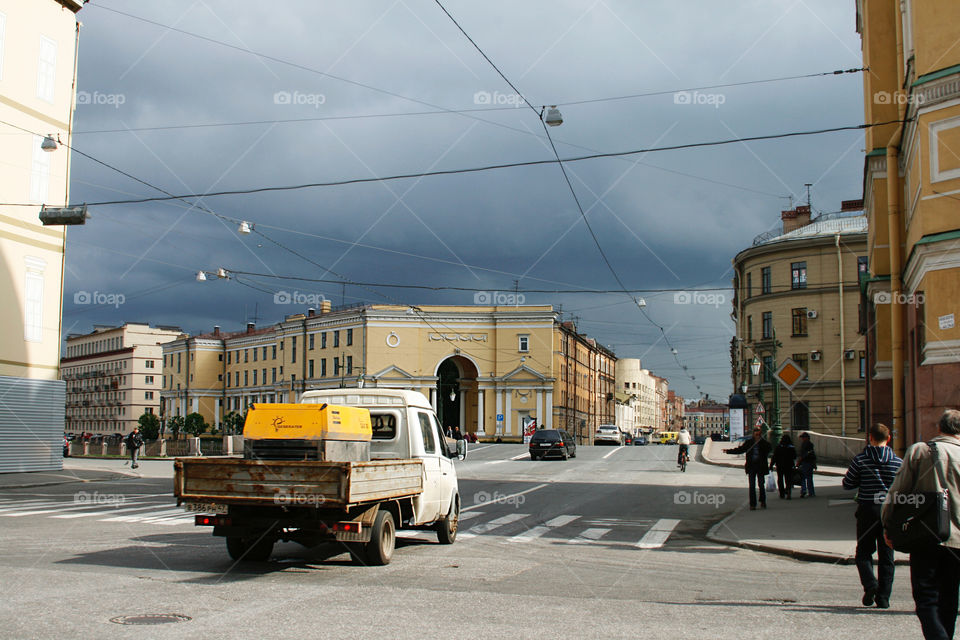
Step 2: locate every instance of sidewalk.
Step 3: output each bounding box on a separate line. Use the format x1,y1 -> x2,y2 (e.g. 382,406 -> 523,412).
0,457 -> 177,489
700,438 -> 909,565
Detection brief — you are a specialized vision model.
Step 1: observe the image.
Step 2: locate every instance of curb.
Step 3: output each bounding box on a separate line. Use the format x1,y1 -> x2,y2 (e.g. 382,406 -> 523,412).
0,471 -> 137,490
706,505 -> 909,566
699,440 -> 846,477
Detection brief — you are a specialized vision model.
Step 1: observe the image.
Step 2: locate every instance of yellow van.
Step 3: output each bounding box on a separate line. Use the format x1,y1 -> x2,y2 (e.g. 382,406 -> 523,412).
656,431 -> 679,445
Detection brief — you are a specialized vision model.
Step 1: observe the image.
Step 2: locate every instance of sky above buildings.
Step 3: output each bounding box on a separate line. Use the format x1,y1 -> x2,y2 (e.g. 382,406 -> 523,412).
58,0 -> 866,399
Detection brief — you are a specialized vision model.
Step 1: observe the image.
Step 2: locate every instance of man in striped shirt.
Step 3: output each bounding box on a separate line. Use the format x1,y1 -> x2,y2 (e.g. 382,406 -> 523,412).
843,423 -> 903,609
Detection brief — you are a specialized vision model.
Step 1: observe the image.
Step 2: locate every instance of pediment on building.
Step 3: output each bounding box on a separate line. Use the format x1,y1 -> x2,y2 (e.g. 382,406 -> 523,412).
371,364 -> 416,379
501,364 -> 549,382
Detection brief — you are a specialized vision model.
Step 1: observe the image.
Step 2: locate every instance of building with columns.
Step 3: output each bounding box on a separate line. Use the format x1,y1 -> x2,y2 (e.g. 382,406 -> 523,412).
162,305 -> 614,443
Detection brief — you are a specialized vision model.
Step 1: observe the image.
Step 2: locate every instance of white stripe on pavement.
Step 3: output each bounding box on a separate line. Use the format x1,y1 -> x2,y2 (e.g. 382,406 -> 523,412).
52,504 -> 168,519
602,447 -> 624,459
508,515 -> 582,543
458,511 -> 484,521
509,453 -> 529,460
462,484 -> 547,512
569,527 -> 610,544
458,513 -> 528,539
635,518 -> 681,549
99,508 -> 185,523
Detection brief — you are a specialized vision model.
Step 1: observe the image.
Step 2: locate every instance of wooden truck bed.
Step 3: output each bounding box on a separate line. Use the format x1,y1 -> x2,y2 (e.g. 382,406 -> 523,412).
174,457 -> 423,508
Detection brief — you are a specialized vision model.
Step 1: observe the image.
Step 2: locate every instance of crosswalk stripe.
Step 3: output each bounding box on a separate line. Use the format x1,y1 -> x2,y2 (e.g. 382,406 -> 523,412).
508,515 -> 583,543
459,511 -> 484,521
458,512 -> 527,539
4,500 -> 156,518
545,515 -> 579,527
99,508 -> 185,523
635,518 -> 680,549
52,504 -> 167,519
569,527 -> 610,544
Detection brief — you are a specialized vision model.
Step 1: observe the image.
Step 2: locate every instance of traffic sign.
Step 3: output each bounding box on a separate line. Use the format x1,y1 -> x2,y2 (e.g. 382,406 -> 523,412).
755,415 -> 765,428
756,402 -> 765,415
775,358 -> 807,390
496,413 -> 504,422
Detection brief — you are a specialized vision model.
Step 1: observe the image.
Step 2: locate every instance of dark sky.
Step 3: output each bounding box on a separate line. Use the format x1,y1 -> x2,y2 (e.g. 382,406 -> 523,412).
60,0 -> 866,400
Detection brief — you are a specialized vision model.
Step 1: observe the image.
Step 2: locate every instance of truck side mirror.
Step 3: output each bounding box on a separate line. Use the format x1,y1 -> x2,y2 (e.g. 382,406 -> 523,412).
456,439 -> 467,461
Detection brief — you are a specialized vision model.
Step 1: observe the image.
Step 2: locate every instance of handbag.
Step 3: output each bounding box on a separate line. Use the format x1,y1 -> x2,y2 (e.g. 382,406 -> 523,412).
791,468 -> 803,486
765,474 -> 776,492
886,442 -> 951,553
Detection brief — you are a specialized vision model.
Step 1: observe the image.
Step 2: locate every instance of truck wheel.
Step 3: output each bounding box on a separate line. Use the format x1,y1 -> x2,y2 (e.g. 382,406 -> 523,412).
226,535 -> 274,562
363,510 -> 395,566
436,495 -> 459,544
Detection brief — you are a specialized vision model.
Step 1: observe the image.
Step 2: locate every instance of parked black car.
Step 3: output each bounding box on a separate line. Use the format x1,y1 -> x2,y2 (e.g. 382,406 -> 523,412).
694,435 -> 706,445
529,429 -> 577,460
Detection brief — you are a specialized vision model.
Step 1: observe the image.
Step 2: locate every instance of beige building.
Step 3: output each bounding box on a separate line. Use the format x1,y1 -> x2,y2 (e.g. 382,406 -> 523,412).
61,324 -> 181,435
732,202 -> 868,436
615,358 -> 663,433
0,2 -> 81,385
666,390 -> 685,431
683,402 -> 727,438
162,305 -> 616,443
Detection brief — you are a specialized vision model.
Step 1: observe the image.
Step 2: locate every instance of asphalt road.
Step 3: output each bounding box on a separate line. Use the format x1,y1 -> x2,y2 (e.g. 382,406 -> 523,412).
0,445 -> 922,639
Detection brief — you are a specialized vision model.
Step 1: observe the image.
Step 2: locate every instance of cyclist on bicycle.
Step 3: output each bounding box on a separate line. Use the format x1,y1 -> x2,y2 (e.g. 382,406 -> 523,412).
677,427 -> 692,467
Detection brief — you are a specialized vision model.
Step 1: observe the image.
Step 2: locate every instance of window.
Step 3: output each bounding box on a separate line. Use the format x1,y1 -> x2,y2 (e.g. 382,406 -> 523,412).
262,346 -> 267,360
262,368 -> 266,384
791,308 -> 808,336
235,371 -> 239,386
308,360 -> 314,378
145,391 -> 154,400
30,136 -> 51,203
761,267 -> 771,294
36,36 -> 56,102
177,353 -> 181,373
292,336 -> 297,363
244,349 -> 249,363
272,367 -> 277,383
227,352 -> 232,365
218,354 -> 223,361
272,345 -> 277,359
762,355 -> 774,383
145,375 -> 154,384
279,340 -> 284,351
857,256 -> 868,276
145,360 -> 154,369
321,359 -> 327,377
791,262 -> 807,289
762,311 -> 773,339
747,316 -> 753,341
417,413 -> 437,454
371,413 -> 397,439
746,272 -> 752,298
321,332 -> 327,349
253,348 -> 257,362
145,407 -> 154,415
309,334 -> 315,350
253,370 -> 257,385
346,355 -> 353,375
791,353 -> 808,374
23,257 -> 44,342
333,331 -> 340,348
334,357 -> 340,376
791,401 -> 810,429
860,353 -> 866,379
518,335 -> 529,352
244,370 -> 249,386
346,329 -> 353,346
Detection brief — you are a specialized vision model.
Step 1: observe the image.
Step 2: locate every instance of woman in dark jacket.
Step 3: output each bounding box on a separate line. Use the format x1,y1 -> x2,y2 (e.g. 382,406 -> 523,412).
771,434 -> 797,499
724,428 -> 773,509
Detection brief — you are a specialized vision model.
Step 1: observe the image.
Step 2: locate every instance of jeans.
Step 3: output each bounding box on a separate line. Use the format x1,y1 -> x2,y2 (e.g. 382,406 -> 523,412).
910,545 -> 960,640
129,446 -> 139,466
855,503 -> 895,599
799,462 -> 815,496
747,471 -> 766,508
776,467 -> 793,498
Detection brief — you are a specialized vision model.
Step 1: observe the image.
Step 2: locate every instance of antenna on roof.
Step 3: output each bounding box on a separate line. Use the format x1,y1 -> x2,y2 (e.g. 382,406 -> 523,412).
804,183 -> 813,208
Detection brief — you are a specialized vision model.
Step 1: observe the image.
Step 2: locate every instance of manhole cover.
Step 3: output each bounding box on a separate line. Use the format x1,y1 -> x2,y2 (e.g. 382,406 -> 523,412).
110,614 -> 191,625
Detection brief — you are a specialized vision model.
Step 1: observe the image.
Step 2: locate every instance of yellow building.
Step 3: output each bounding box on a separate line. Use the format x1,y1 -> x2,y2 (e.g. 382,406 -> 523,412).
162,305 -> 616,443
856,1 -> 960,450
61,324 -> 182,436
733,203 -> 868,436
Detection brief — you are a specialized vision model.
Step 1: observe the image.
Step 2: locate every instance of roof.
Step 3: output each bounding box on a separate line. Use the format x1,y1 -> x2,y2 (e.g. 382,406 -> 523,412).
750,212 -> 867,248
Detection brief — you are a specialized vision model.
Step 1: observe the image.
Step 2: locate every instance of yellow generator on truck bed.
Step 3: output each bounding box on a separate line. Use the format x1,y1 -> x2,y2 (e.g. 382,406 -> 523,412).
243,403 -> 372,462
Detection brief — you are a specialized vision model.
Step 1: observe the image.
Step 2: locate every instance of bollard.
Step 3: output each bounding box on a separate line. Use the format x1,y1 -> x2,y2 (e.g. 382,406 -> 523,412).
160,439 -> 167,457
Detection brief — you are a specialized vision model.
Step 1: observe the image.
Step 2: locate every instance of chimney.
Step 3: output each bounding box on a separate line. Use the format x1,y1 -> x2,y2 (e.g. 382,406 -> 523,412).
246,322 -> 255,333
213,325 -> 220,337
781,205 -> 811,233
307,308 -> 316,317
320,300 -> 332,314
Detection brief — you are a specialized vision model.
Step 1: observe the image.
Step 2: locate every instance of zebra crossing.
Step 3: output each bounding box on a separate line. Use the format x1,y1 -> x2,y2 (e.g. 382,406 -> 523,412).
0,496 -> 194,526
401,511 -> 681,549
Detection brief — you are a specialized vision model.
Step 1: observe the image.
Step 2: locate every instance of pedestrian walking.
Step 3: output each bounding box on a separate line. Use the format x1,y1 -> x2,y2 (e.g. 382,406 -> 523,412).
882,410 -> 960,639
125,426 -> 143,469
724,427 -> 772,510
771,434 -> 797,499
842,423 -> 902,609
797,432 -> 817,497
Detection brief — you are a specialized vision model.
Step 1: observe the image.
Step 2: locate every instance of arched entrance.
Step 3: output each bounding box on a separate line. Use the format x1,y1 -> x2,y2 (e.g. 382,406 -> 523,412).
436,355 -> 479,433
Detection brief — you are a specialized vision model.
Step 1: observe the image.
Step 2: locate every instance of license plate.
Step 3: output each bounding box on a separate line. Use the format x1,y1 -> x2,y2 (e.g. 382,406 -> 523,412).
539,443 -> 552,447
184,502 -> 228,514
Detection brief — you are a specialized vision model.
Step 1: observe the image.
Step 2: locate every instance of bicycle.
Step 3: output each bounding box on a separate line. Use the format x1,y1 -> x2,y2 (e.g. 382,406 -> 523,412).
678,447 -> 689,472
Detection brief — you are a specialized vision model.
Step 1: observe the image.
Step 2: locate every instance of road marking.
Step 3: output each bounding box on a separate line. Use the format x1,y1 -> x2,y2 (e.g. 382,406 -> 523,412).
467,444 -> 496,453
507,514 -> 581,543
459,511 -> 484,521
603,447 -> 624,459
99,508 -> 185,523
52,504 -> 167,519
3,500 -> 153,517
462,484 -> 548,512
569,527 -> 610,544
635,518 -> 680,549
486,460 -> 506,465
509,453 -> 529,460
458,513 -> 528,539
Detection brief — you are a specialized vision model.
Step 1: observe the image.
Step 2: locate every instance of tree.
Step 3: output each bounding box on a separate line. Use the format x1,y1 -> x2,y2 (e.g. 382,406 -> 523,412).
222,411 -> 245,435
137,413 -> 161,440
183,412 -> 208,437
167,415 -> 185,440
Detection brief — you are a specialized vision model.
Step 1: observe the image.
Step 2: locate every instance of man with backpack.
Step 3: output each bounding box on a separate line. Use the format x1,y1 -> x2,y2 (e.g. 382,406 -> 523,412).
842,423 -> 902,609
126,426 -> 143,469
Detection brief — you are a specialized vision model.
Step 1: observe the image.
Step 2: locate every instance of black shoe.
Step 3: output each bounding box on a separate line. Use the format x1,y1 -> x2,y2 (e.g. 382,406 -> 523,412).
749,505 -> 756,511
862,587 -> 877,607
761,503 -> 767,509
875,596 -> 889,609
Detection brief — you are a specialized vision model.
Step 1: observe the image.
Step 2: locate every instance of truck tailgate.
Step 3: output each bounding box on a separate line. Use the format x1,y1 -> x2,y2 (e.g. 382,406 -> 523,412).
174,458 -> 423,507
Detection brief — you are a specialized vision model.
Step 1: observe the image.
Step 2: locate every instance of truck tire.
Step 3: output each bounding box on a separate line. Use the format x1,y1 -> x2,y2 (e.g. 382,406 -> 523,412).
362,510 -> 395,566
436,495 -> 459,544
226,535 -> 274,562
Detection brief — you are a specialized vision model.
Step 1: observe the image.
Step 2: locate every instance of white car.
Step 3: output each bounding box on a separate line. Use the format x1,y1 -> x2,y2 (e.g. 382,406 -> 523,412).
594,424 -> 623,446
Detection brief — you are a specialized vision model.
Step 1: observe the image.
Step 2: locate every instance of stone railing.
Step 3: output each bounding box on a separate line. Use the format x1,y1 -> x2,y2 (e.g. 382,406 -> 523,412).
68,436 -> 246,458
